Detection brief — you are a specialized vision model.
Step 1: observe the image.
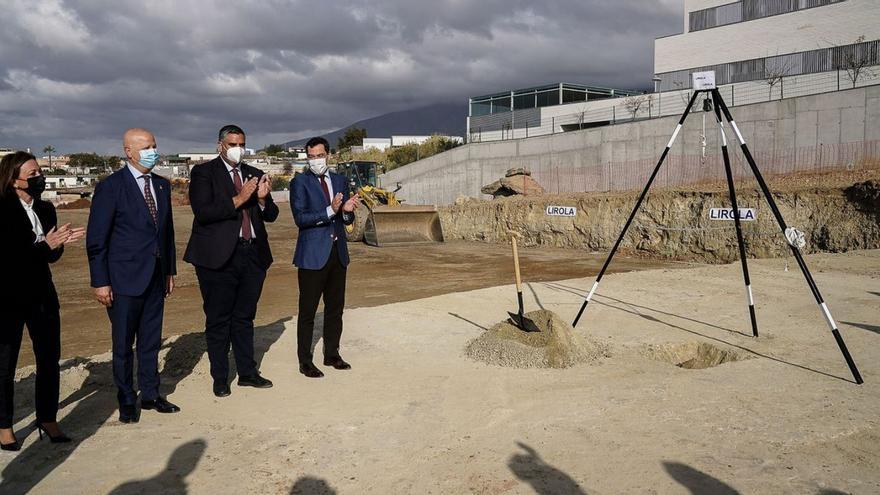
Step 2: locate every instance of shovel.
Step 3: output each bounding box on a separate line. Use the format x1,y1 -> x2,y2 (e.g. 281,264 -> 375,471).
507,233 -> 541,332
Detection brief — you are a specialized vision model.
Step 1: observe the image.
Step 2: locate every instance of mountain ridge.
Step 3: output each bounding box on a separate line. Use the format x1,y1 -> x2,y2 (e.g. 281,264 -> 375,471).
283,102 -> 467,149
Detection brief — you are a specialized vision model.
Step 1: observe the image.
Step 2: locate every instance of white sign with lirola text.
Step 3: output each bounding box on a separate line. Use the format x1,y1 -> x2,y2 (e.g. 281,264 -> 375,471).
692,71 -> 717,90
545,205 -> 577,217
709,207 -> 756,221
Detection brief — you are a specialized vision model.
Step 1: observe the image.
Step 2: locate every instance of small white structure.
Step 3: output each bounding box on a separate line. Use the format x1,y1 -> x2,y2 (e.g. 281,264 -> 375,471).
153,165 -> 190,179
179,152 -> 217,162
365,135 -> 464,148
362,138 -> 392,151
287,147 -> 307,159
45,175 -> 98,190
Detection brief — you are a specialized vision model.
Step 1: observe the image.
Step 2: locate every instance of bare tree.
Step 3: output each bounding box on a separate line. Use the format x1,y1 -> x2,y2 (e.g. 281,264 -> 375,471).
622,94 -> 649,121
764,54 -> 792,99
840,35 -> 877,88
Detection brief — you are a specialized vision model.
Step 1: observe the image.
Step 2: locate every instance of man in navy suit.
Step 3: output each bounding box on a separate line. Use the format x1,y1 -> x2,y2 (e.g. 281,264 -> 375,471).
184,125 -> 278,397
291,137 -> 360,378
87,128 -> 179,423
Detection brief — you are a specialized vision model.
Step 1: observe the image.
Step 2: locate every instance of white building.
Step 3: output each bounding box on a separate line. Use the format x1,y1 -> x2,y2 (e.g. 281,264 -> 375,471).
0,148 -> 14,158
287,147 -> 307,159
466,1 -> 880,143
391,135 -> 464,147
45,175 -> 98,190
654,0 -> 880,92
362,138 -> 391,151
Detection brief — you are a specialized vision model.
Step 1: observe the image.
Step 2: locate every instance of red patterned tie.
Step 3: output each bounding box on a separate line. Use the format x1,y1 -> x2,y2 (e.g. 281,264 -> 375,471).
319,175 -> 331,205
232,168 -> 253,240
141,175 -> 158,227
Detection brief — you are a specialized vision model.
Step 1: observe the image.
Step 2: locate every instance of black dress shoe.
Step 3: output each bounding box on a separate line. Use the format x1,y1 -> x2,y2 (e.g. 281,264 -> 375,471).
323,356 -> 352,370
141,397 -> 181,414
299,362 -> 324,378
0,440 -> 20,451
238,374 -> 273,388
119,405 -> 139,424
213,381 -> 231,397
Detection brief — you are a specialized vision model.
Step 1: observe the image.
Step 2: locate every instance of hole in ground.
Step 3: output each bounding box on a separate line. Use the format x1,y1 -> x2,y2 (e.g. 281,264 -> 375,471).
643,341 -> 753,370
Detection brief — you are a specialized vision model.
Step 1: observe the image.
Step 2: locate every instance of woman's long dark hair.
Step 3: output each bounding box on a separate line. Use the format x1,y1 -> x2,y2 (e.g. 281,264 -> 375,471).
0,151 -> 37,198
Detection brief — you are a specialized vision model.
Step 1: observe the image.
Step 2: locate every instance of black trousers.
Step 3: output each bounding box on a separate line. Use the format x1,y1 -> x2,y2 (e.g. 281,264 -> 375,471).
297,243 -> 347,364
195,241 -> 266,383
0,289 -> 61,428
108,263 -> 165,406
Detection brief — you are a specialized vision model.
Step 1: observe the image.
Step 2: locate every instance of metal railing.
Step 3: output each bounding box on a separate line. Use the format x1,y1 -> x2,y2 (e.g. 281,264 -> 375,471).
468,68 -> 880,143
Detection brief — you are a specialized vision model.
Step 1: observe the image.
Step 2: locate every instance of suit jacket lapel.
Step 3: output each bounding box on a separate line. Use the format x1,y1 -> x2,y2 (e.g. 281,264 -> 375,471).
155,177 -> 169,230
122,168 -> 153,227
11,196 -> 37,243
216,158 -> 236,198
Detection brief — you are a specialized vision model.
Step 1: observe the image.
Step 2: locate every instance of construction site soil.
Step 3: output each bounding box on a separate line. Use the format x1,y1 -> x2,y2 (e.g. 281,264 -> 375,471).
442,169 -> 880,263
464,309 -> 609,368
19,208 -> 675,367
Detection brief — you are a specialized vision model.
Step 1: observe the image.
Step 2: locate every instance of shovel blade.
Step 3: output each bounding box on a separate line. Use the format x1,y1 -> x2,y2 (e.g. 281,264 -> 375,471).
508,312 -> 541,333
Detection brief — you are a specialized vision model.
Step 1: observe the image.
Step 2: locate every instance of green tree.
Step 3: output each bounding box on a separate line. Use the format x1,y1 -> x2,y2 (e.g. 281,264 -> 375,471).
68,153 -> 105,170
386,144 -> 419,170
106,156 -> 122,171
43,145 -> 56,168
263,144 -> 285,156
271,175 -> 290,191
337,126 -> 367,151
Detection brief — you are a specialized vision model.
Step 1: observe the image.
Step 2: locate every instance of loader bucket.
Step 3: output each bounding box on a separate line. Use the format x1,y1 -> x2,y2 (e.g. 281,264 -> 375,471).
364,205 -> 444,247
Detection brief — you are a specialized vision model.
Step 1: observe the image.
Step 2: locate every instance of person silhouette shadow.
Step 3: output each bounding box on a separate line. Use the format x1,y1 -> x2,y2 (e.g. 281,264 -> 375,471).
508,441 -> 588,495
290,475 -> 337,494
663,461 -> 740,495
107,439 -> 206,494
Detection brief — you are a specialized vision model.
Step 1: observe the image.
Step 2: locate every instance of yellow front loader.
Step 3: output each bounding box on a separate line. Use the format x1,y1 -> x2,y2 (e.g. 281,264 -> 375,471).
336,161 -> 443,247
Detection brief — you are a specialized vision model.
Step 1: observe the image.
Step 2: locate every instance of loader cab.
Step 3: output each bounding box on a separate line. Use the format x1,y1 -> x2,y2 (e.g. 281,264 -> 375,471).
336,160 -> 381,193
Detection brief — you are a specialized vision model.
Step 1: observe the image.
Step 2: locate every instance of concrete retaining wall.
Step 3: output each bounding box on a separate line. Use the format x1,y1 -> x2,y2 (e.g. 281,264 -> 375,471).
383,86 -> 880,206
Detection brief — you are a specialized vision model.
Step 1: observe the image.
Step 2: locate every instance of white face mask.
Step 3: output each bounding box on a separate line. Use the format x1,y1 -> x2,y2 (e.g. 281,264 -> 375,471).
225,146 -> 244,165
308,157 -> 328,176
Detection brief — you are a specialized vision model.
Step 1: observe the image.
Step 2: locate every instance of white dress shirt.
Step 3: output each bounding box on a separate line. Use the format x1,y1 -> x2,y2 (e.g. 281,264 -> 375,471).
20,198 -> 45,243
321,174 -> 337,220
127,163 -> 158,213
223,158 -> 258,239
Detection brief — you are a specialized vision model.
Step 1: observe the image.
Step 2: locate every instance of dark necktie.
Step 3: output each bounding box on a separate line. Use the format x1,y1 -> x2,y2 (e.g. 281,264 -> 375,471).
319,174 -> 331,205
141,175 -> 158,227
232,168 -> 253,241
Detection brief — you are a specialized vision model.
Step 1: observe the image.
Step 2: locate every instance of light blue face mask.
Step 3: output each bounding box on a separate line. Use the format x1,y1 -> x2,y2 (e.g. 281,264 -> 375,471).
138,148 -> 160,170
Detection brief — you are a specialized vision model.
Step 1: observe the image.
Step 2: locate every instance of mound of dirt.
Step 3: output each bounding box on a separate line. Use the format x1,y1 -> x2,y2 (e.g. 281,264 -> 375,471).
465,309 -> 608,368
57,198 -> 91,209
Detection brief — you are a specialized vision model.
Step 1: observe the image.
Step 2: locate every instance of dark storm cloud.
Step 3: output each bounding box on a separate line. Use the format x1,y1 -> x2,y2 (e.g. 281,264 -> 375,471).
0,0 -> 682,154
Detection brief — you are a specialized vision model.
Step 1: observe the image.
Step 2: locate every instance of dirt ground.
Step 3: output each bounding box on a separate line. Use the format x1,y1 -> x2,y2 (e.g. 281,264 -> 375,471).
20,208 -> 675,367
2,249 -> 877,494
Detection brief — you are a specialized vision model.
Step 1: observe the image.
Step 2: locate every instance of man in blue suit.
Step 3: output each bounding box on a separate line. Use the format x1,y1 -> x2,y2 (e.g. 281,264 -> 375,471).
87,128 -> 179,423
291,137 -> 360,378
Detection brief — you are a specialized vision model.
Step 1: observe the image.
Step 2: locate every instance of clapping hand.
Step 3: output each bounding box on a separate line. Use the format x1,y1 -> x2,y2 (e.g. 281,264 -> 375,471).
342,193 -> 361,213
257,174 -> 271,200
45,223 -> 85,250
234,177 -> 259,208
331,192 -> 343,212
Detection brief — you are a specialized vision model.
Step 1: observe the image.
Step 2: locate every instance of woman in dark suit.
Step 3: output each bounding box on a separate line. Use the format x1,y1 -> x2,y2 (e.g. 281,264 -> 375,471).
0,151 -> 83,451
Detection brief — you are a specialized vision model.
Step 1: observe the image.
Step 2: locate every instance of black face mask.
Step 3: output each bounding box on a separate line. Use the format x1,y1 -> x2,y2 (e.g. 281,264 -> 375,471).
24,175 -> 46,198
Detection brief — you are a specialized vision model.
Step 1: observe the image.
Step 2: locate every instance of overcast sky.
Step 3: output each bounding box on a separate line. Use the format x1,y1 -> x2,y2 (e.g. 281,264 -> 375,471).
0,0 -> 682,155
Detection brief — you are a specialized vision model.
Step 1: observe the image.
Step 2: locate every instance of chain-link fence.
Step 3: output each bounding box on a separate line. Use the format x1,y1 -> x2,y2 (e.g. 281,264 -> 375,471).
468,69 -> 879,143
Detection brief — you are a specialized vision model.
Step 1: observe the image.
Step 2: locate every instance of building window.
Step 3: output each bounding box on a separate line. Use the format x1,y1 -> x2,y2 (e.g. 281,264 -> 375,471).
656,38 -> 880,91
689,0 -> 845,33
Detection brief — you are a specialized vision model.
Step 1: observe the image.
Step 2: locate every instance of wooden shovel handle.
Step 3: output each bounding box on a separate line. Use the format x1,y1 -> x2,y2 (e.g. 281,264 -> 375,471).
511,236 -> 522,291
